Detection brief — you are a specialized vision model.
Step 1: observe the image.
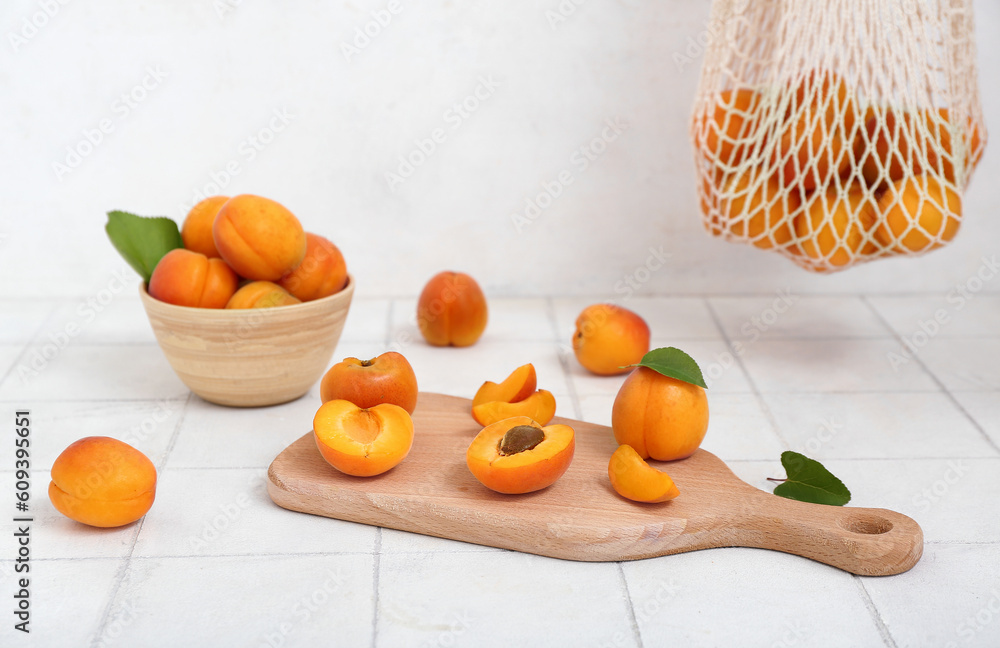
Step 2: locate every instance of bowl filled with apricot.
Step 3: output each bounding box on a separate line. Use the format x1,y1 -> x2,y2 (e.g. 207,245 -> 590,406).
131,194 -> 354,407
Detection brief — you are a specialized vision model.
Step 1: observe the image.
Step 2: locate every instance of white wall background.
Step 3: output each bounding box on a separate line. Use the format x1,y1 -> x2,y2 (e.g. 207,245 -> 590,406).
2,0 -> 997,299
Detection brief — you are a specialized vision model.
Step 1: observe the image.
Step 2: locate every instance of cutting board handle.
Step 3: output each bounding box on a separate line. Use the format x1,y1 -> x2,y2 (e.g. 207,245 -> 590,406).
731,492 -> 924,576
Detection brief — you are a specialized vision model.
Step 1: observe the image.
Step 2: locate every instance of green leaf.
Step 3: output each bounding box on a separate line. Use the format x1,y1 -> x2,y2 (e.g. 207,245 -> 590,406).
105,211 -> 183,283
772,451 -> 851,506
627,346 -> 707,388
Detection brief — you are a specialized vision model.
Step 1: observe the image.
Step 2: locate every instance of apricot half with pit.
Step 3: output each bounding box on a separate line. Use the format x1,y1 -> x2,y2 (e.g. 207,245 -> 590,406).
466,416 -> 575,494
313,400 -> 414,477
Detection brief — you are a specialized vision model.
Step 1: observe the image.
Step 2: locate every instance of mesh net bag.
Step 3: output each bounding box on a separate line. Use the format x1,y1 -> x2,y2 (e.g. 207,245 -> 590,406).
690,0 -> 987,273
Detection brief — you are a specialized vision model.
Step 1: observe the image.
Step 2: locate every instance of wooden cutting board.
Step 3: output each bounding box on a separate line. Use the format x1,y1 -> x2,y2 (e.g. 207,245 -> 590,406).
267,393 -> 922,575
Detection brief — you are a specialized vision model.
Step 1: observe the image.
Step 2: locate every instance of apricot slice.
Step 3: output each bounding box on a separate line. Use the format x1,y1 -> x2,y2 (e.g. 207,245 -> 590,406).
313,400 -> 414,477
48,437 -> 157,528
608,444 -> 680,503
472,363 -> 537,409
472,389 -> 556,427
466,416 -> 575,494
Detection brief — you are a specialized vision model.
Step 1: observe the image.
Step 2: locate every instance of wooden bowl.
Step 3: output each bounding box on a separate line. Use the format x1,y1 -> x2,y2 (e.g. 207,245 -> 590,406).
139,276 -> 354,407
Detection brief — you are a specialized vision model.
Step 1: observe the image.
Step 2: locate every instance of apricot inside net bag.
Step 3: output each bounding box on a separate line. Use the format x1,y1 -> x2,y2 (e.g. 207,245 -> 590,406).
690,0 -> 987,273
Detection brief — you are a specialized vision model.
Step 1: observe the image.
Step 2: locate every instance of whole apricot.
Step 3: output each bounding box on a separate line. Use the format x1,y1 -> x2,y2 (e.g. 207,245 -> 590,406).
181,195 -> 229,258
572,304 -> 649,376
313,400 -> 414,477
213,194 -> 307,281
225,281 -> 302,309
720,173 -> 800,250
795,188 -> 878,267
320,352 -> 418,414
278,233 -> 348,301
875,175 -> 962,253
774,70 -> 855,191
699,88 -> 764,168
48,437 -> 157,528
858,109 -> 928,188
416,271 -> 488,347
466,416 -> 575,494
148,248 -> 238,308
611,366 -> 709,461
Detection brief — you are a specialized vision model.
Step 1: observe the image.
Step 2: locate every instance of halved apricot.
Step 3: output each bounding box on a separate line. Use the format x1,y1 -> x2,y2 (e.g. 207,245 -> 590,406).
608,444 -> 680,503
313,400 -> 414,477
472,363 -> 537,408
466,416 -> 575,494
472,389 -> 556,427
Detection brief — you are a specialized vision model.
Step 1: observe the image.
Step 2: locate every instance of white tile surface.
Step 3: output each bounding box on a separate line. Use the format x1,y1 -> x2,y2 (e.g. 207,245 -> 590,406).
710,295 -> 891,339
379,528 -> 502,554
338,297 -> 390,342
0,300 -> 55,343
552,296 -> 722,341
400,340 -> 569,399
14,468 -> 142,560
579,392 -> 786,462
104,555 -> 376,648
622,549 -> 887,648
0,558 -> 123,647
0,400 -> 184,471
167,396 -> 317,469
0,344 -> 25,384
475,297 -> 556,341
951,391 -> 1000,452
7,290 -> 999,646
131,468 -> 377,557
740,339 -> 940,393
762,392 -> 999,460
861,543 -> 1000,648
919,337 -> 1000,391
377,552 -> 639,648
824,458 -> 1000,544
868,294 -> 1000,338
0,345 -> 189,401
38,296 -> 157,345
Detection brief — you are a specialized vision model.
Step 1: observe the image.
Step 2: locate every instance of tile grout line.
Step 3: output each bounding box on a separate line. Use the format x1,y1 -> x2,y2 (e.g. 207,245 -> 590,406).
860,296 -> 1000,456
852,577 -> 900,648
702,298 -> 792,450
13,538 -> 1000,564
368,300 -> 392,648
370,528 -> 382,648
545,297 -> 583,421
616,563 -> 645,648
88,392 -> 192,648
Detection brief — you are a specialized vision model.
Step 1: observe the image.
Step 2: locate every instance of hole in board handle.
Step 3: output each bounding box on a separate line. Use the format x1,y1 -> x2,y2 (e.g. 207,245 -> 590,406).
838,513 -> 894,535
